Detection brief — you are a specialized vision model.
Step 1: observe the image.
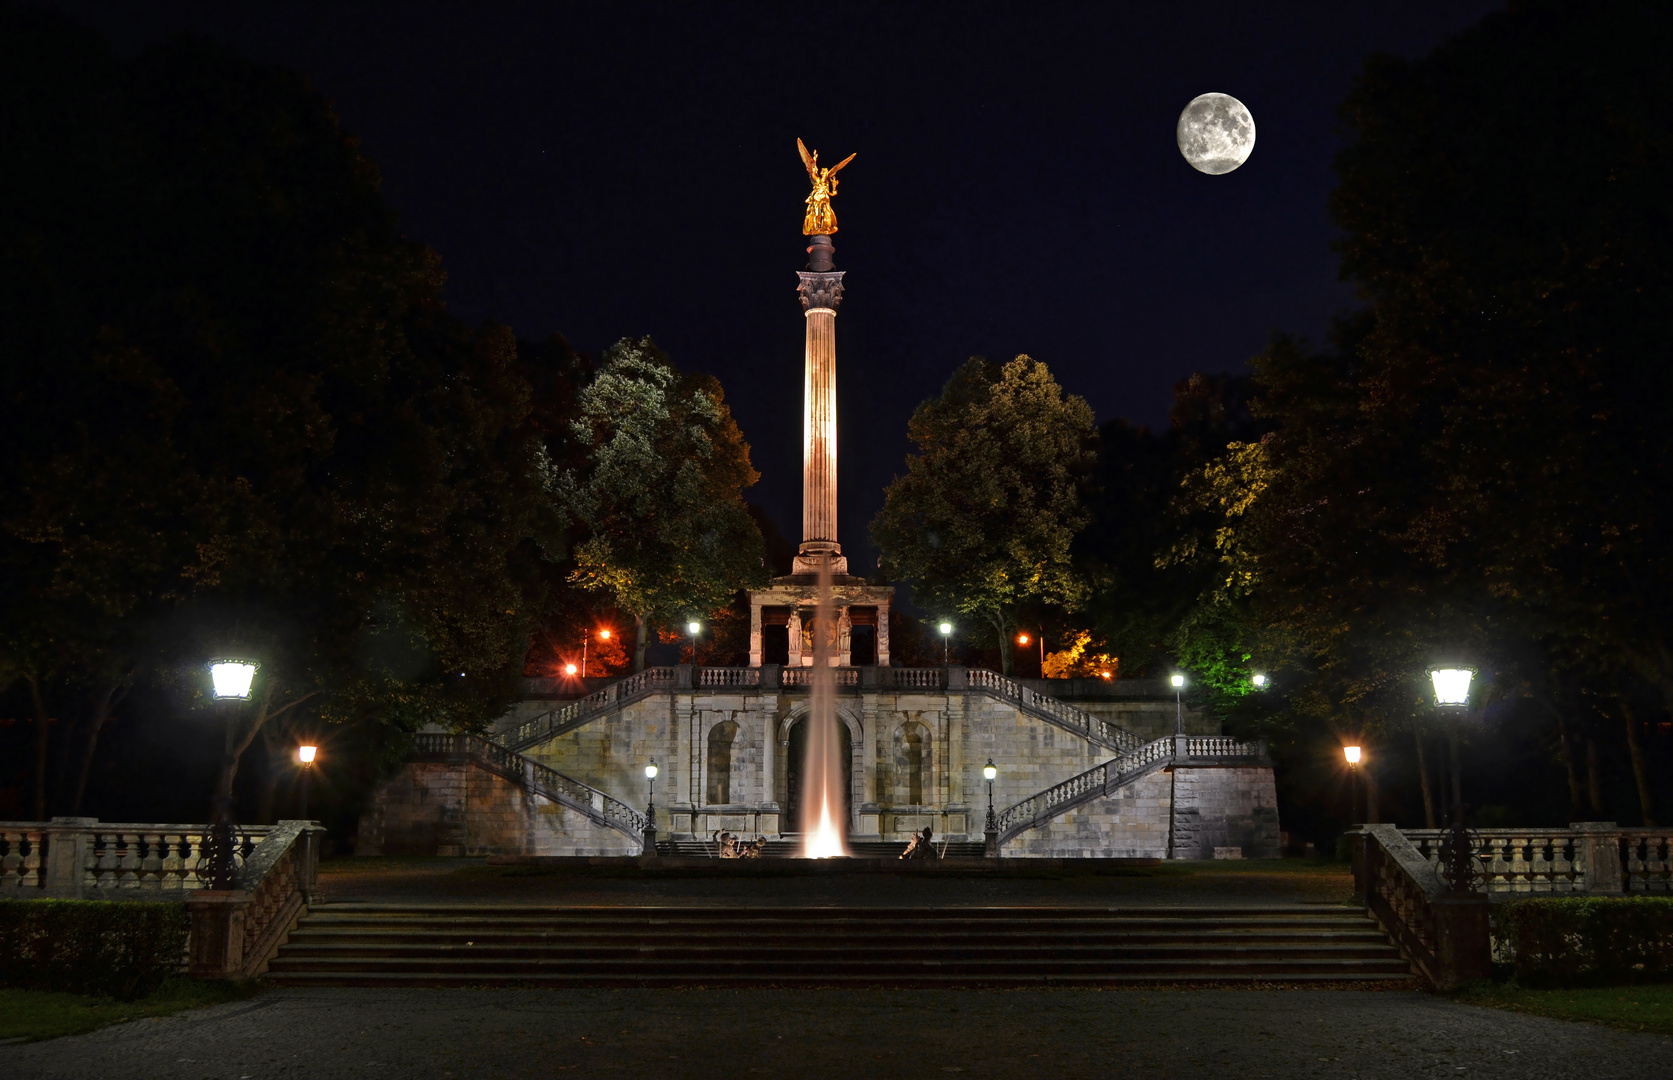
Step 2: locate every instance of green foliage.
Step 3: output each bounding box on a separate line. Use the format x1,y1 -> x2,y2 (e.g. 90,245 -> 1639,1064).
872,356 -> 1095,675
0,899 -> 189,1000
0,12 -> 560,814
558,338 -> 765,669
1496,897 -> 1673,987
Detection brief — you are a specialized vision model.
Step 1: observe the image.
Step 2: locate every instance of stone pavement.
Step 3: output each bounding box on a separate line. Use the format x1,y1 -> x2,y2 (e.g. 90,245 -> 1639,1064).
10,986 -> 1670,1079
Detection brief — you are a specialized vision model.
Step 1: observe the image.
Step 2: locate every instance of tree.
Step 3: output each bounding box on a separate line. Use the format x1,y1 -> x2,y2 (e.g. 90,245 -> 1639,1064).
559,338 -> 766,671
872,356 -> 1095,675
0,13 -> 557,818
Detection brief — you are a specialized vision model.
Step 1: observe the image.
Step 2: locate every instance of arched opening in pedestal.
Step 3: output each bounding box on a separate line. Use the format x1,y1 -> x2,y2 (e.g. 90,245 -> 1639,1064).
784,715 -> 853,835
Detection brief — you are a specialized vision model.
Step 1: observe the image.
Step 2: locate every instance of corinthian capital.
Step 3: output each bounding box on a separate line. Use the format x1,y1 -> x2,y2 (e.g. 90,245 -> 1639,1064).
797,271 -> 845,312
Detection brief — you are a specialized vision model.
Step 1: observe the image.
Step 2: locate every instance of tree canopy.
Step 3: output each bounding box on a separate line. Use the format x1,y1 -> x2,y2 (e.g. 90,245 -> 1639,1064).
558,338 -> 766,671
872,356 -> 1095,675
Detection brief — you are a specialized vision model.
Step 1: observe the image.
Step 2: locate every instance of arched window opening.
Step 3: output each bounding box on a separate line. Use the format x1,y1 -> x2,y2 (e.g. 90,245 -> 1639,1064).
706,720 -> 739,805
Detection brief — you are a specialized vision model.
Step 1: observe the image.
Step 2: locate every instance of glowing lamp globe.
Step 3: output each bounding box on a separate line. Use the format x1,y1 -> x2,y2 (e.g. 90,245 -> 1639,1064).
939,622 -> 953,636
983,759 -> 997,782
645,761 -> 659,780
1252,673 -> 1268,689
298,744 -> 318,764
1170,674 -> 1185,689
1017,634 -> 1029,645
1430,668 -> 1474,707
687,621 -> 701,636
564,663 -> 578,676
599,629 -> 611,639
1343,745 -> 1362,765
208,660 -> 258,700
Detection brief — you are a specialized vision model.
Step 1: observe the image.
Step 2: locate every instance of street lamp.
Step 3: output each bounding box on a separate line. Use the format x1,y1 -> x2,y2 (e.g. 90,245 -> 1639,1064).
687,620 -> 701,665
939,621 -> 953,666
1343,745 -> 1362,824
1171,673 -> 1186,735
564,662 -> 578,678
582,627 -> 612,679
1427,664 -> 1480,893
643,760 -> 659,856
208,659 -> 258,701
1251,673 -> 1268,689
983,758 -> 999,857
202,657 -> 260,889
297,744 -> 318,819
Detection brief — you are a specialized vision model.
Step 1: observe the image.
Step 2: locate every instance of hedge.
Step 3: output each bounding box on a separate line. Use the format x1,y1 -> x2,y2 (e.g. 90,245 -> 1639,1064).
0,898 -> 189,1000
1496,896 -> 1673,986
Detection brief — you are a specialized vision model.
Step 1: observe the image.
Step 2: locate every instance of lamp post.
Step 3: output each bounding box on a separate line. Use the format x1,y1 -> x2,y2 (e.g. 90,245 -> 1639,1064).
1171,673 -> 1186,735
1428,664 -> 1479,893
203,658 -> 259,890
939,621 -> 953,666
1252,673 -> 1268,689
983,758 -> 999,857
297,744 -> 318,820
643,760 -> 659,856
1343,745 -> 1362,824
687,620 -> 701,666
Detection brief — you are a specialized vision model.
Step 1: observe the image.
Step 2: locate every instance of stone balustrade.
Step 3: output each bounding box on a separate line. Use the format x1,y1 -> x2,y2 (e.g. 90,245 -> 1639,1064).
1398,823 -> 1672,894
187,819 -> 322,979
1,818 -> 275,898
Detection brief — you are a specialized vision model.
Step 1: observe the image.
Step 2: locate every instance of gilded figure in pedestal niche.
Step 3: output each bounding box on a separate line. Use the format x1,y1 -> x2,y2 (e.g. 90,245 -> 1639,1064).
798,137 -> 855,236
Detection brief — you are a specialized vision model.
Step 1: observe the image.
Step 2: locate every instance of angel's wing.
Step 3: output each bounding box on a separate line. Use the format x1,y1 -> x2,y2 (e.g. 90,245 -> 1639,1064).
797,138 -> 816,176
827,151 -> 857,176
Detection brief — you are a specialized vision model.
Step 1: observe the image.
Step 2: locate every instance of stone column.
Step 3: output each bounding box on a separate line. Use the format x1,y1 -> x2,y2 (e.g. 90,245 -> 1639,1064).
797,270 -> 844,563
748,600 -> 763,668
877,598 -> 891,667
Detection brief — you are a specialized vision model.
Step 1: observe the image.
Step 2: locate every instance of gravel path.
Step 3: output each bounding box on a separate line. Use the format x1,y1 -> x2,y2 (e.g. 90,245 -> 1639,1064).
11,986 -> 1669,1079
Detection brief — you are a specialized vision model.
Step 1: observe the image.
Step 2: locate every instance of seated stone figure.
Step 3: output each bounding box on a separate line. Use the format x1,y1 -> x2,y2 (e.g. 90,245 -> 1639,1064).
899,826 -> 940,859
714,831 -> 766,859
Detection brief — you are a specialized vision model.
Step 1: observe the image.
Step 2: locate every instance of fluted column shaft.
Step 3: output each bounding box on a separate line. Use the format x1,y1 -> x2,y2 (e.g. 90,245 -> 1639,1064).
803,306 -> 838,552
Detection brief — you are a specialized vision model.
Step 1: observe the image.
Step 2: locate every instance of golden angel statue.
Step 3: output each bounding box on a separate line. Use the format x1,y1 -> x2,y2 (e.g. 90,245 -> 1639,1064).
798,137 -> 856,236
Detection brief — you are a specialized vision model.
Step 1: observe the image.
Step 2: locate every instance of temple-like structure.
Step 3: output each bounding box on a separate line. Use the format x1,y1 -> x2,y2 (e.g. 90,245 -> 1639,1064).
357,143 -> 1281,860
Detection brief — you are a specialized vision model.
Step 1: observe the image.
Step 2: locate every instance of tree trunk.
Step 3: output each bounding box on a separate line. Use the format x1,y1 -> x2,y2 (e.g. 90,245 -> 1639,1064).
70,683 -> 127,815
633,612 -> 648,673
27,676 -> 51,821
1550,705 -> 1585,820
992,615 -> 1013,677
1586,736 -> 1605,815
1414,727 -> 1436,828
1620,700 -> 1658,828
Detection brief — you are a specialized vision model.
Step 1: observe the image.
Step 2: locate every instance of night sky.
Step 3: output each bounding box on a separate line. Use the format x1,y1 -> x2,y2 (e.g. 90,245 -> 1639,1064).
54,2 -> 1502,567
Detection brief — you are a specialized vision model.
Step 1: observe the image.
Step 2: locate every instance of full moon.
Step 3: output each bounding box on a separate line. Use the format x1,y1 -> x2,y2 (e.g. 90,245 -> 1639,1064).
1176,93 -> 1255,175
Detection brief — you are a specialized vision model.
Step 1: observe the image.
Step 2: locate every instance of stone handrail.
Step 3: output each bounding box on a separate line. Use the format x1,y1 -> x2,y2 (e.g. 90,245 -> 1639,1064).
782,666 -> 860,687
188,819 -> 322,979
414,732 -> 648,844
963,668 -> 1142,754
1355,824 -> 1497,989
1398,823 -> 1672,894
698,667 -> 761,688
500,666 -> 677,750
992,735 -> 1266,844
1,819 -> 275,898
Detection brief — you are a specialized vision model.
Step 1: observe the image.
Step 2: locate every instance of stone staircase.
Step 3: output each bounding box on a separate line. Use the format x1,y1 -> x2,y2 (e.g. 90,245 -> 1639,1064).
265,905 -> 1413,987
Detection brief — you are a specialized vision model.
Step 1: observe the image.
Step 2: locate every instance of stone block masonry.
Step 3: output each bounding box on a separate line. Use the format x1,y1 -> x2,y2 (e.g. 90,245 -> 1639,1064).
356,759 -> 636,857
1169,766 -> 1282,859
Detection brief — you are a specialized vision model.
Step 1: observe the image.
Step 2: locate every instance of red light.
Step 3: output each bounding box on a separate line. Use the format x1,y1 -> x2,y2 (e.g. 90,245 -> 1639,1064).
1100,671 -> 1112,680
599,629 -> 611,639
1017,634 -> 1029,645
564,663 -> 578,676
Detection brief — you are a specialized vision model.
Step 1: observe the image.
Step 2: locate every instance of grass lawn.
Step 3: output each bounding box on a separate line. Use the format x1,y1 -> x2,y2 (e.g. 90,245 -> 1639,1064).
0,977 -> 261,1043
1453,981 -> 1673,1037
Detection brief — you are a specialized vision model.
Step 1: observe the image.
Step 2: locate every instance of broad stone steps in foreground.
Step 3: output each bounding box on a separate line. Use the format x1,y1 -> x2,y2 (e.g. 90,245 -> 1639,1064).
268,905 -> 1412,986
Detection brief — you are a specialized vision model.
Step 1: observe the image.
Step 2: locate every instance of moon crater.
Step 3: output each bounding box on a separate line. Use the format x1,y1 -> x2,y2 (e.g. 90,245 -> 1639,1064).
1176,93 -> 1255,175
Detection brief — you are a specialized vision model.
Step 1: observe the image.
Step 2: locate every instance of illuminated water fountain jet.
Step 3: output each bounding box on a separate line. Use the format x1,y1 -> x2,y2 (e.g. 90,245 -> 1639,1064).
802,556 -> 848,858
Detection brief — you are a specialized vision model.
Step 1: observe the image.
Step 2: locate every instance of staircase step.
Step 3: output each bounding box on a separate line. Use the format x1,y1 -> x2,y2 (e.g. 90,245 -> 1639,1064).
266,903 -> 1411,987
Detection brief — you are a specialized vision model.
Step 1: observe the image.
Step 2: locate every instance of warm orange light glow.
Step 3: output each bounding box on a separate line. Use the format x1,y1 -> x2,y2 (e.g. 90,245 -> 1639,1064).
1100,670 -> 1113,679
598,629 -> 611,639
564,663 -> 578,676
1017,634 -> 1029,645
298,745 -> 317,764
1344,745 -> 1362,765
